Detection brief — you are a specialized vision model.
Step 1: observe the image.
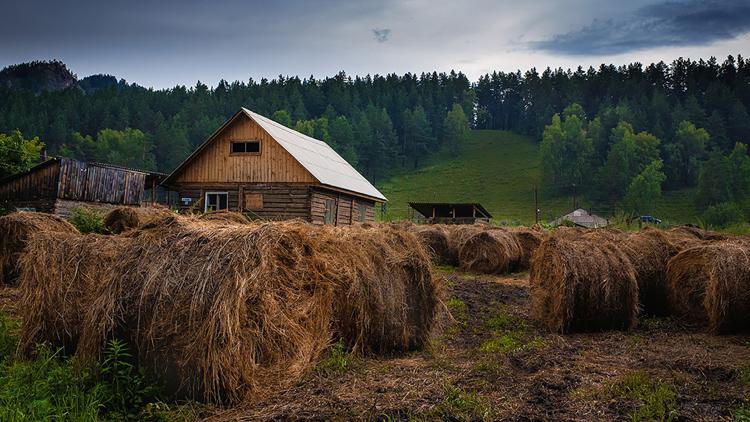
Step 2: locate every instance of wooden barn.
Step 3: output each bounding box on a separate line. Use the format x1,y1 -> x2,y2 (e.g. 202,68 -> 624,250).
0,157 -> 165,216
161,108 -> 387,225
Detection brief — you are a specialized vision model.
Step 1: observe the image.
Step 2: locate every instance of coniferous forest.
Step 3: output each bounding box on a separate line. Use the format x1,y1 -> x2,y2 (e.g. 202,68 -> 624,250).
1,56 -> 749,220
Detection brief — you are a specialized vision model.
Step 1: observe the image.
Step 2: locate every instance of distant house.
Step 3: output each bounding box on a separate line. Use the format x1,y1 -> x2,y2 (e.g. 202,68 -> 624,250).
161,108 -> 387,225
551,208 -> 608,228
0,157 -> 165,216
408,202 -> 492,224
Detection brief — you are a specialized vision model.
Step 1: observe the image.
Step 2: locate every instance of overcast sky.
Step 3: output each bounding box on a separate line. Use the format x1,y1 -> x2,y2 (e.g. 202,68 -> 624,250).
2,0 -> 750,88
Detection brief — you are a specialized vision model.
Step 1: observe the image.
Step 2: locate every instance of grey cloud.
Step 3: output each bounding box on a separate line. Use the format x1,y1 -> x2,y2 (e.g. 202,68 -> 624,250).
372,28 -> 391,42
533,0 -> 750,55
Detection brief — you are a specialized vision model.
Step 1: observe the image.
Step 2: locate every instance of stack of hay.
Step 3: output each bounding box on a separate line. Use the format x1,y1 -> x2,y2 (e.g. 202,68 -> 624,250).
103,206 -> 176,234
0,212 -> 79,285
17,220 -> 441,404
529,227 -> 707,333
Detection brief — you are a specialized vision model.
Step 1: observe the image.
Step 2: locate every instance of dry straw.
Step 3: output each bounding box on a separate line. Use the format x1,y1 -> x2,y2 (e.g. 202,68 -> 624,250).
667,240 -> 750,333
458,229 -> 522,274
529,234 -> 639,333
198,210 -> 252,225
17,219 -> 441,404
410,225 -> 451,265
0,212 -> 79,285
103,206 -> 175,234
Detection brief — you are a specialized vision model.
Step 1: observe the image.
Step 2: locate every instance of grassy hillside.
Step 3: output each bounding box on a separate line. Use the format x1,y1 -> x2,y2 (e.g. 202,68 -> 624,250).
378,130 -> 701,225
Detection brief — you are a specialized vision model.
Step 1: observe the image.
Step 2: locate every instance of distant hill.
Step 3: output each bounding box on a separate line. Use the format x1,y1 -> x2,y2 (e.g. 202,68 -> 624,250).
0,60 -> 77,93
0,60 -> 127,94
377,130 -> 700,225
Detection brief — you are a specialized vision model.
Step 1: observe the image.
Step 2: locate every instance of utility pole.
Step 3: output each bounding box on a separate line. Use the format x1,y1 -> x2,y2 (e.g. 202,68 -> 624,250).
534,185 -> 540,224
572,183 -> 577,209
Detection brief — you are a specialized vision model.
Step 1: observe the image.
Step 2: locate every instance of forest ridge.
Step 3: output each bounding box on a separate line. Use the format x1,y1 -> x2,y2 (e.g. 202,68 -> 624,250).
0,56 -> 749,223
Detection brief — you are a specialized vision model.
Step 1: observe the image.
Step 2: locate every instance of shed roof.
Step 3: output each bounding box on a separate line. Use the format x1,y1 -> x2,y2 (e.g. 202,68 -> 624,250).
0,156 -> 165,186
163,108 -> 386,202
551,208 -> 608,228
408,202 -> 493,219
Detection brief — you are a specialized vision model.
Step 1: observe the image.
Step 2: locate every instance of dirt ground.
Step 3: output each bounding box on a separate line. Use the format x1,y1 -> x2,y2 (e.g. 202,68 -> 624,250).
3,268 -> 750,421
212,268 -> 750,421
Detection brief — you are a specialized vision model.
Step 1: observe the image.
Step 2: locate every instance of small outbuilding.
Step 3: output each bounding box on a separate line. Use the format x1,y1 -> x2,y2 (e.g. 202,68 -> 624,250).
0,157 -> 166,216
161,108 -> 387,225
551,208 -> 608,229
408,202 -> 492,224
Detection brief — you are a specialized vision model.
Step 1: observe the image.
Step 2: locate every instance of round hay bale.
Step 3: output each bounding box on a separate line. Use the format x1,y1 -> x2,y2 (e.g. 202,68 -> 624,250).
669,225 -> 727,242
445,225 -> 483,266
412,226 -> 451,265
458,230 -> 522,274
529,236 -> 639,333
319,224 -> 442,354
17,220 -> 441,404
0,212 -> 79,285
667,240 -> 750,333
509,227 -> 546,271
198,210 -> 251,225
17,232 -> 128,355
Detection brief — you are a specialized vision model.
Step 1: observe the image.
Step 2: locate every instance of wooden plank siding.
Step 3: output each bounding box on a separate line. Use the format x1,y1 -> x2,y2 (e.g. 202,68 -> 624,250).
0,160 -> 60,202
310,188 -> 375,225
170,114 -> 316,185
58,159 -> 145,205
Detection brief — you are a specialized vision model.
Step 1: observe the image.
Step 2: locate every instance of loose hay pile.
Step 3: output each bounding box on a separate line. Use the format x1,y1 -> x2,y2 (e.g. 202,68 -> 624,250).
529,235 -> 639,333
103,206 -> 175,234
0,212 -> 79,285
18,232 -> 129,355
458,229 -> 522,274
17,220 -> 440,404
198,210 -> 252,225
667,240 -> 750,333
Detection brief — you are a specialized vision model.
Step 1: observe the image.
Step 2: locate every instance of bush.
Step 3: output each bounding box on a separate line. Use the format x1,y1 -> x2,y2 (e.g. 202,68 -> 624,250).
702,202 -> 745,229
68,207 -> 106,234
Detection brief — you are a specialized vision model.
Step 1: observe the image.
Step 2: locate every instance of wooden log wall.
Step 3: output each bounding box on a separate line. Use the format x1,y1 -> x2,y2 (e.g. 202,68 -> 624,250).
173,183 -> 311,221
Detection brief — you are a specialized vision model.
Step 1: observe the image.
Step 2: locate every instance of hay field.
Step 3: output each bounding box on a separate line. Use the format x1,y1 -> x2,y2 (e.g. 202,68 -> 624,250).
2,214 -> 750,420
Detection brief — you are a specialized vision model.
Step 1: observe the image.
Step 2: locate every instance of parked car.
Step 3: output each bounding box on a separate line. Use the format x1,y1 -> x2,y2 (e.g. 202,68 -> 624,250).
640,215 -> 662,224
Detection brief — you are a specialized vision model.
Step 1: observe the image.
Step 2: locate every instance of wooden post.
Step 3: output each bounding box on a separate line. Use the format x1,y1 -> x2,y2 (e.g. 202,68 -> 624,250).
238,186 -> 244,212
534,185 -> 539,224
151,178 -> 156,205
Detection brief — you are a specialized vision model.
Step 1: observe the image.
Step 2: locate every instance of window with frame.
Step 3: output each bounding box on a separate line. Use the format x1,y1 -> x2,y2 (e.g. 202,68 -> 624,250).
205,192 -> 228,212
230,140 -> 261,154
358,203 -> 367,222
324,199 -> 337,225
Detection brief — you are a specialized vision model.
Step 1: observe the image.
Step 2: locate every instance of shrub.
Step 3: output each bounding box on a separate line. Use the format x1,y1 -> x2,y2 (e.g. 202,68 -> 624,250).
68,207 -> 106,234
702,202 -> 745,229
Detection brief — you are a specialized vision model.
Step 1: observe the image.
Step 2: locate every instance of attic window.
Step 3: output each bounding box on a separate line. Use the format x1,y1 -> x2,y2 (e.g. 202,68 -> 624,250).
231,141 -> 261,154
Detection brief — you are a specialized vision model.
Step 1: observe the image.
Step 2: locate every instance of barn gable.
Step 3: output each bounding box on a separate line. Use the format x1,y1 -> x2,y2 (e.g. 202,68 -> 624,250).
164,108 -> 387,202
167,112 -> 316,185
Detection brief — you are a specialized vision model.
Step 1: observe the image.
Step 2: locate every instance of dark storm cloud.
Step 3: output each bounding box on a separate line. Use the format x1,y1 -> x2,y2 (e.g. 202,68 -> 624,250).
372,28 -> 391,42
534,0 -> 750,55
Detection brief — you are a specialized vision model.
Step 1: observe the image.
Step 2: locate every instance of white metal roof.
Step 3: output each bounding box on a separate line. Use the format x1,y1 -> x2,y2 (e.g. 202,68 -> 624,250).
242,108 -> 387,202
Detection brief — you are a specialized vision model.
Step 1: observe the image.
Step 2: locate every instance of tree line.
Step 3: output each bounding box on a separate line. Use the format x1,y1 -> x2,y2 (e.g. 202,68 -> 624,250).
0,56 -> 748,220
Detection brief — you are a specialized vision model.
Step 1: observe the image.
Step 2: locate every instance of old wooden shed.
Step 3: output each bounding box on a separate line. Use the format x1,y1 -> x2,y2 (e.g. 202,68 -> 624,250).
409,202 -> 493,224
0,157 -> 165,216
161,108 -> 387,225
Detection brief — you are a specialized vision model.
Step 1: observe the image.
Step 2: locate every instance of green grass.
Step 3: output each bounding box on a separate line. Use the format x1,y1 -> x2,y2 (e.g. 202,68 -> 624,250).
378,130 -> 702,225
608,371 -> 678,422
